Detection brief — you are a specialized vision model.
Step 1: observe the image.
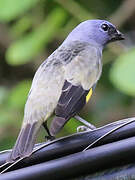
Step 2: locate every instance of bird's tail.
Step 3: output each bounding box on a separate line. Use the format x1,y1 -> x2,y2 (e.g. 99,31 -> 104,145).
7,121 -> 40,163
50,116 -> 68,136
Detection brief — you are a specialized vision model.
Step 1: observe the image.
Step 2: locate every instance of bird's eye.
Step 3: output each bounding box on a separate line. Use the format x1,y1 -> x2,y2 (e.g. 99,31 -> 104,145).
101,23 -> 109,31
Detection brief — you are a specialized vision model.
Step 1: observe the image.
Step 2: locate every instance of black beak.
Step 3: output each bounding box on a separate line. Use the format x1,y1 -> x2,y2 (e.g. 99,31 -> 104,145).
109,29 -> 125,42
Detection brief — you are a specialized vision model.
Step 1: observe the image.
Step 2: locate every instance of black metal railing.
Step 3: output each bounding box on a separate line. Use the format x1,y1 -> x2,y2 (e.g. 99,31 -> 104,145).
0,117 -> 135,179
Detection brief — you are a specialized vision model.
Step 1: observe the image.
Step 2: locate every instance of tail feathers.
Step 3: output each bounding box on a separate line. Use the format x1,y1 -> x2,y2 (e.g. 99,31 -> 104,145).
7,121 -> 39,163
50,116 -> 68,136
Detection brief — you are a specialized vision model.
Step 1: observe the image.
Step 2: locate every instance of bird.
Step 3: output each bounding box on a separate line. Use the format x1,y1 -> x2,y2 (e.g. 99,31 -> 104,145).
7,19 -> 124,163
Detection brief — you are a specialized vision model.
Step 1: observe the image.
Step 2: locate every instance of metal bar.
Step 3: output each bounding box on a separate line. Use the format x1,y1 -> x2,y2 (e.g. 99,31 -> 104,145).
1,136 -> 135,179
0,118 -> 135,172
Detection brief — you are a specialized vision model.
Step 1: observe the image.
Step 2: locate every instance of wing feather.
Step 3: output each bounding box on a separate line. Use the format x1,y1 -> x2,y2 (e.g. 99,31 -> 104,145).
50,44 -> 101,135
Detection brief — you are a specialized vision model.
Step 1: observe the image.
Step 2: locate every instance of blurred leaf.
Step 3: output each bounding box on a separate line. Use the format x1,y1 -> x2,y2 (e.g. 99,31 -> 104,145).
6,8 -> 67,66
10,16 -> 32,38
0,0 -> 38,22
7,80 -> 31,109
110,48 -> 135,96
0,109 -> 14,125
56,0 -> 95,21
0,137 -> 15,150
0,87 -> 8,104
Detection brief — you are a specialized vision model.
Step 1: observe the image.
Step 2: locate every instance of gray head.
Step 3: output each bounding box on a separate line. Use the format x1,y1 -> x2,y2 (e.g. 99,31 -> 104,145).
63,19 -> 124,48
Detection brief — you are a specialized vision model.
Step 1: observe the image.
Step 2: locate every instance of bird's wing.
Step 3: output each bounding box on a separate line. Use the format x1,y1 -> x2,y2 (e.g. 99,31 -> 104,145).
55,80 -> 95,119
50,81 -> 96,136
50,45 -> 101,135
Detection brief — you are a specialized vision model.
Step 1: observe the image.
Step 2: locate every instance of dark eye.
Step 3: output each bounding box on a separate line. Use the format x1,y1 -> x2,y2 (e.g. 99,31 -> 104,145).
101,23 -> 109,31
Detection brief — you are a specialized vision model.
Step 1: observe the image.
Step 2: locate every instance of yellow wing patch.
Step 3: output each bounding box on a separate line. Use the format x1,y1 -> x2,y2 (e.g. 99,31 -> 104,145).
86,88 -> 93,103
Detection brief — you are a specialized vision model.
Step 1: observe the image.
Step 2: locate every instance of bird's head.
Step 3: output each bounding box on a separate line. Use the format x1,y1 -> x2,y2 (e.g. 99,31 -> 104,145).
64,20 -> 124,48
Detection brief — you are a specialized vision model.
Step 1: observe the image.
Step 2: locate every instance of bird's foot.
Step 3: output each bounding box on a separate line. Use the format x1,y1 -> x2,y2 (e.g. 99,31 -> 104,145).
77,125 -> 92,133
45,135 -> 55,141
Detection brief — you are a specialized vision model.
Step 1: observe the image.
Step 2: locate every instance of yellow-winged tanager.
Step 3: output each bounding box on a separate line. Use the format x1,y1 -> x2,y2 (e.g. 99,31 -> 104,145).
8,20 -> 124,162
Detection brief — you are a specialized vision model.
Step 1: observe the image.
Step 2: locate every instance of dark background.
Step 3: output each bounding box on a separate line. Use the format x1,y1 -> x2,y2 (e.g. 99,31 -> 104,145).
0,0 -> 135,150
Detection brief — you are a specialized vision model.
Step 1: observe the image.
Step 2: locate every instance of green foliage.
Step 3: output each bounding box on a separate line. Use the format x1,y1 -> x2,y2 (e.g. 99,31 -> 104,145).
0,87 -> 8,104
10,16 -> 33,38
6,8 -> 67,65
7,80 -> 32,109
0,0 -> 38,22
0,0 -> 134,150
110,48 -> 135,96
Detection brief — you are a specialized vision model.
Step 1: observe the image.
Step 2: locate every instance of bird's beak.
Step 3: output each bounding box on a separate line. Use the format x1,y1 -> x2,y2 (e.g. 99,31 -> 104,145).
110,30 -> 125,42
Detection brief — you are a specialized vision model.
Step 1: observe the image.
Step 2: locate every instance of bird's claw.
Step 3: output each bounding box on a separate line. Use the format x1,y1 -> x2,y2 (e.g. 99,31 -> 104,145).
45,135 -> 55,141
77,125 -> 92,133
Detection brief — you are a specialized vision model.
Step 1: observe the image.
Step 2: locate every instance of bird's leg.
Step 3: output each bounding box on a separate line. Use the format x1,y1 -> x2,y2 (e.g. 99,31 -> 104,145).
74,115 -> 96,132
42,122 -> 55,141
